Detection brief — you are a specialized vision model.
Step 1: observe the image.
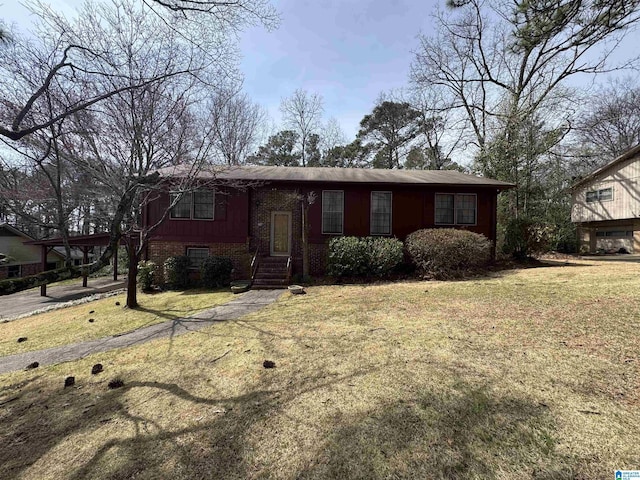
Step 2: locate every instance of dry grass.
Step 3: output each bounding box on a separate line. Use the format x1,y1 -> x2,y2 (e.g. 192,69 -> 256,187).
0,259 -> 639,479
0,289 -> 234,356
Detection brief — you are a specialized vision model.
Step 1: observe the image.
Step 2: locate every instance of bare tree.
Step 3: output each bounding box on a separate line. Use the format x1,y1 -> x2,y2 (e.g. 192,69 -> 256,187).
411,0 -> 640,217
208,90 -> 266,165
0,0 -> 262,304
0,0 -> 277,142
575,78 -> 640,168
280,89 -> 324,167
320,117 -> 347,154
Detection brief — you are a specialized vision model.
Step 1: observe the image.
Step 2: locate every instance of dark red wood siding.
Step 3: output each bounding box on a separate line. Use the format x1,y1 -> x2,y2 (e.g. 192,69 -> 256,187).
304,183 -> 498,243
147,188 -> 249,243
147,182 -> 500,245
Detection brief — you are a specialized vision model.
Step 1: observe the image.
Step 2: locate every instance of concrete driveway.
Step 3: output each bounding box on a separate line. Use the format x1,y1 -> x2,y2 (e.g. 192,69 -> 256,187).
0,277 -> 126,321
0,289 -> 283,374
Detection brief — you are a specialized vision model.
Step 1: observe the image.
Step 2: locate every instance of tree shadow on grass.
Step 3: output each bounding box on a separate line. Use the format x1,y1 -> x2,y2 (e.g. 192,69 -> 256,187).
0,363 -> 585,480
296,384 -> 578,480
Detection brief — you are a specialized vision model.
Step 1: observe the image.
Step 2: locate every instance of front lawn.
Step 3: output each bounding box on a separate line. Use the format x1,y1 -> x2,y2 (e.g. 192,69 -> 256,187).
0,289 -> 234,356
0,259 -> 638,479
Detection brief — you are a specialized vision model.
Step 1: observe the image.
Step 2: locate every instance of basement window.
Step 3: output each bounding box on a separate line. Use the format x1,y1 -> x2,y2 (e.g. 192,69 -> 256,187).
7,265 -> 20,278
186,248 -> 209,269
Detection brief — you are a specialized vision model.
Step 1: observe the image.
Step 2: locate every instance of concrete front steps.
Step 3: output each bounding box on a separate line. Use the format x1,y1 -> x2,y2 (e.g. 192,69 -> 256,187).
252,256 -> 290,289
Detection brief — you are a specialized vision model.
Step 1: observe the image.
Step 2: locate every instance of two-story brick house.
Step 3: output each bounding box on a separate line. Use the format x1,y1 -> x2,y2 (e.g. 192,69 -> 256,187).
571,144 -> 640,253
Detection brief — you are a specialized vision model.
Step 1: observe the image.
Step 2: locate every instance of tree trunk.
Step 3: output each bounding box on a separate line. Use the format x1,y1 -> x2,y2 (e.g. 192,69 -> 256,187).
302,202 -> 309,278
126,245 -> 138,308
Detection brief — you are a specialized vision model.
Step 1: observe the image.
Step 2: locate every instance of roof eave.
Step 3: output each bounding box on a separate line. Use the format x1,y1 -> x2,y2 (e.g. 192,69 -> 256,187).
571,144 -> 640,190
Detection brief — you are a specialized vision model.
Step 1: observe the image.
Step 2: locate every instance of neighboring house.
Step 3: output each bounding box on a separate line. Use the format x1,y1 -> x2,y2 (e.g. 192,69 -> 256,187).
571,145 -> 640,254
0,224 -> 67,279
145,166 -> 512,285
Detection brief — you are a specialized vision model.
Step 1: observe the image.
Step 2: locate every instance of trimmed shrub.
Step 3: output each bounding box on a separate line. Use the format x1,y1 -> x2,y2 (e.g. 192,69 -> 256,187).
328,236 -> 404,277
406,228 -> 492,279
328,236 -> 369,277
137,260 -> 157,291
200,255 -> 233,288
367,237 -> 404,277
163,255 -> 191,289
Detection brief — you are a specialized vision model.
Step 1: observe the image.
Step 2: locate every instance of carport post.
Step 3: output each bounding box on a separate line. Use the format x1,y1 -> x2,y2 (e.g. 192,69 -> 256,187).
40,245 -> 47,296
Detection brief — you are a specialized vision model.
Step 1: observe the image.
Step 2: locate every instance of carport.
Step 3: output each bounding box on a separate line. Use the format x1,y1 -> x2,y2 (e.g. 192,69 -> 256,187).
24,233 -> 119,296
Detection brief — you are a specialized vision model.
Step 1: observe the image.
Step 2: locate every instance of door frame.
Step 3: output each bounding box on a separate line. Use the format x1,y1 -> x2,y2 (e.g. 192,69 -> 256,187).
270,211 -> 292,256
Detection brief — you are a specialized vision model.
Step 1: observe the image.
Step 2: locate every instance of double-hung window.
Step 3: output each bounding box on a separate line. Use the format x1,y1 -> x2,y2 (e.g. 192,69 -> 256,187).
170,190 -> 214,220
322,190 -> 344,234
435,193 -> 477,225
371,191 -> 392,235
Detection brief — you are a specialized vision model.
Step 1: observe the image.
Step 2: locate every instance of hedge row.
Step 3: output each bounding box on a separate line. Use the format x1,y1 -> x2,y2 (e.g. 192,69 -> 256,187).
136,254 -> 233,291
327,229 -> 492,280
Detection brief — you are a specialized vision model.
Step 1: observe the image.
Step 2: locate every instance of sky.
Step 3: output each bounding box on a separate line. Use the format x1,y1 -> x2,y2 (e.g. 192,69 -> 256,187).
2,0 -> 637,143
238,0 -> 439,138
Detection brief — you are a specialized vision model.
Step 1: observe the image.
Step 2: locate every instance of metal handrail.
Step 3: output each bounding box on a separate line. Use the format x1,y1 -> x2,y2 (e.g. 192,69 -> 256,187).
286,256 -> 292,284
250,247 -> 260,282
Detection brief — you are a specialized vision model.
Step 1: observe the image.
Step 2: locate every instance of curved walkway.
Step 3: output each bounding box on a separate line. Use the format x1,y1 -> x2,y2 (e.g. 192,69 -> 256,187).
0,289 -> 283,375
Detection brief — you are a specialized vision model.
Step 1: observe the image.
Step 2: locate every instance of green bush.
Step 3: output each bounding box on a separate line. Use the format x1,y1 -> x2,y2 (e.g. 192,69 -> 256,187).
328,236 -> 404,277
502,217 -> 550,259
328,237 -> 368,277
406,228 -> 492,279
137,260 -> 157,291
163,255 -> 191,289
367,237 -> 404,277
200,255 -> 233,288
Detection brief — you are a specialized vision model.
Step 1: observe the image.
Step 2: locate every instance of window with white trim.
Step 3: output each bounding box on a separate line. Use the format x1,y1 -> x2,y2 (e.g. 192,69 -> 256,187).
586,187 -> 613,203
371,191 -> 392,235
435,193 -> 477,225
322,190 -> 344,234
456,194 -> 477,225
170,190 -> 214,220
186,248 -> 209,269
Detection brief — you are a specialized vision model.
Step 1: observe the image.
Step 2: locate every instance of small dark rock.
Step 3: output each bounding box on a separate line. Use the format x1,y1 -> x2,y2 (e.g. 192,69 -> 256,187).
108,378 -> 124,389
88,318 -> 95,323
17,337 -> 28,343
91,364 -> 103,375
115,302 -> 120,306
263,360 -> 276,369
25,362 -> 39,370
64,376 -> 75,388
89,310 -> 95,314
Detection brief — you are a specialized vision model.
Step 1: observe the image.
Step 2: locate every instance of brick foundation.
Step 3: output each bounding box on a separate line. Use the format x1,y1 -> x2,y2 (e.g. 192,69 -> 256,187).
147,240 -> 252,283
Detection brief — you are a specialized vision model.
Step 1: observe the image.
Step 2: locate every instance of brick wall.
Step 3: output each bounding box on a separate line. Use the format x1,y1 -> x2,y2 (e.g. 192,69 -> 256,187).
309,242 -> 329,276
0,263 -> 41,280
147,240 -> 252,283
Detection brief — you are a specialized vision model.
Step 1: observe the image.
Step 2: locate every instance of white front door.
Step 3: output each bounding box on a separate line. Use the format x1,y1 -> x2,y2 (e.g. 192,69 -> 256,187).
270,211 -> 291,256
